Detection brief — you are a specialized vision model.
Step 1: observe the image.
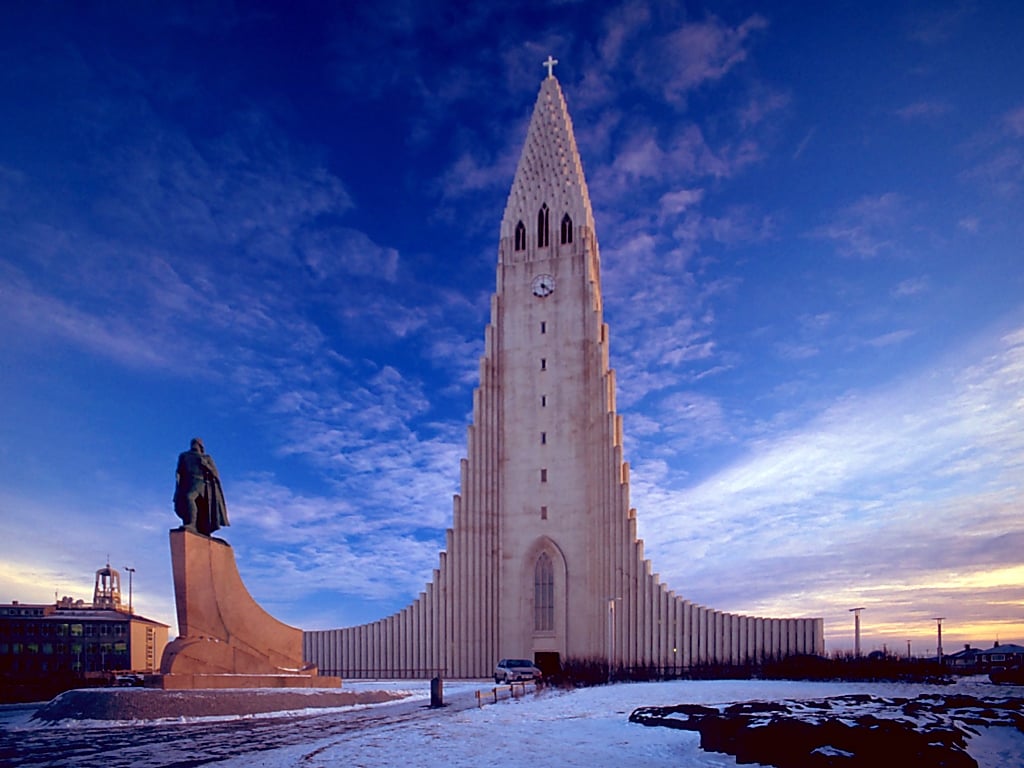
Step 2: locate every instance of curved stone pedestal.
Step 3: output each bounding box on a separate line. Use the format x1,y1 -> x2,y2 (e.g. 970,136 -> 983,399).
159,528 -> 340,689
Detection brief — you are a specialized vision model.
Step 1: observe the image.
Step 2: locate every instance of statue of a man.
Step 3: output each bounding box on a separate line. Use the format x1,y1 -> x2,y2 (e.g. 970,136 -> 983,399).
174,438 -> 230,536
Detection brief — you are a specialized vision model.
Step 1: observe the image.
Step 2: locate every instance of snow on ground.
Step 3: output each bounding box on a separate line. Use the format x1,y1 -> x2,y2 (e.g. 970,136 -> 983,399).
1,677 -> 1018,766
211,677 -> 1024,768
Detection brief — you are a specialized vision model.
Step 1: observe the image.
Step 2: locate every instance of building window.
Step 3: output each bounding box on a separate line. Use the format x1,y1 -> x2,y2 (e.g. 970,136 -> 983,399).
541,395 -> 547,407
540,321 -> 546,334
514,221 -> 526,251
534,553 -> 554,631
541,432 -> 547,444
561,213 -> 573,244
540,358 -> 546,370
540,506 -> 548,520
537,204 -> 550,248
540,468 -> 547,482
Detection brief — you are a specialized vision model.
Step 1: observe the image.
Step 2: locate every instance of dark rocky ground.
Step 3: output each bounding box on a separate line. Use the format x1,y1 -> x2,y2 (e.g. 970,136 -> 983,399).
630,692 -> 1024,768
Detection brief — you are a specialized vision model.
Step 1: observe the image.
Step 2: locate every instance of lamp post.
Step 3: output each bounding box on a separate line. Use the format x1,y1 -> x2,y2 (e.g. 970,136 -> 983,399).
849,607 -> 865,657
933,617 -> 945,664
607,597 -> 620,683
124,566 -> 135,614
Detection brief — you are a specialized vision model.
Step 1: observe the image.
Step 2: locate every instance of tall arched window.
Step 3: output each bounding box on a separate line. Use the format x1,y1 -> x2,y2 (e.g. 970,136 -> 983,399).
560,213 -> 573,244
537,204 -> 550,248
534,553 -> 554,631
514,221 -> 526,251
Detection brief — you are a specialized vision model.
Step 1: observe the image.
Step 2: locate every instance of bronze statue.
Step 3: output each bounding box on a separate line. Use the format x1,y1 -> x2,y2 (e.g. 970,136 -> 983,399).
174,438 -> 230,535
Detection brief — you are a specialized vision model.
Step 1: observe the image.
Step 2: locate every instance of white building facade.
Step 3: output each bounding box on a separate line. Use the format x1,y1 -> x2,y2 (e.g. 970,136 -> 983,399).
305,73 -> 824,678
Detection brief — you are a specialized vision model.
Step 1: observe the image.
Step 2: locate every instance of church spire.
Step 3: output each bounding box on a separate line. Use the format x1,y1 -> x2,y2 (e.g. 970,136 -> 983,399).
501,67 -> 595,251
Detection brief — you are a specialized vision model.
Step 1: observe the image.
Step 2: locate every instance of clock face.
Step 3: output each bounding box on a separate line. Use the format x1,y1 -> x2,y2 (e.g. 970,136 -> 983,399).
531,274 -> 555,298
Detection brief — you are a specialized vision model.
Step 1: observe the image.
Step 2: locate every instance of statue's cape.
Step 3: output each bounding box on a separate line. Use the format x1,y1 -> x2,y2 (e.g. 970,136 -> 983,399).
205,472 -> 230,528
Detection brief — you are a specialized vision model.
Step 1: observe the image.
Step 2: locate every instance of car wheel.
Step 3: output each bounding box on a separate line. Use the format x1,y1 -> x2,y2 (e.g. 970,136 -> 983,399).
494,675 -> 501,683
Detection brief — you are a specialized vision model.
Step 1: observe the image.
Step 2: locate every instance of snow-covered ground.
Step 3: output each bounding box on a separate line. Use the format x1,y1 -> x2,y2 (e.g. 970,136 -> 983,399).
210,678 -> 1024,767
3,677 -> 1022,767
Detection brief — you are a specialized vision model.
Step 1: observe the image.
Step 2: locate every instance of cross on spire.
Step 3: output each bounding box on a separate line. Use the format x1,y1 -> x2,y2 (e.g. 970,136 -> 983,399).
543,55 -> 558,79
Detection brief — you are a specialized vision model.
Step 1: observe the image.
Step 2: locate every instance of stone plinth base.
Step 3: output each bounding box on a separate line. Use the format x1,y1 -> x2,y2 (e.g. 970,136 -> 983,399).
161,528 -> 338,689
155,673 -> 341,690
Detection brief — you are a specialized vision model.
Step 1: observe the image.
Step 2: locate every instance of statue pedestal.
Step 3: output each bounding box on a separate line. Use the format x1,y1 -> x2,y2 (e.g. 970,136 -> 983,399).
159,529 -> 340,689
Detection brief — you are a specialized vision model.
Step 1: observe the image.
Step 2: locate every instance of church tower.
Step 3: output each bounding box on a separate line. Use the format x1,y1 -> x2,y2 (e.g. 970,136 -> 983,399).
92,561 -> 123,610
305,67 -> 823,677
490,68 -> 621,665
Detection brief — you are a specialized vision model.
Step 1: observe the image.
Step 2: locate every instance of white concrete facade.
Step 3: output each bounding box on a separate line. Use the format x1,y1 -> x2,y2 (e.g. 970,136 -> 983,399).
305,75 -> 824,677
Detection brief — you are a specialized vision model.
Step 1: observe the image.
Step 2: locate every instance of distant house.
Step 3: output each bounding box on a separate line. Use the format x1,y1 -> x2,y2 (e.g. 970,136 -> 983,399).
945,644 -> 986,671
979,643 -> 1024,671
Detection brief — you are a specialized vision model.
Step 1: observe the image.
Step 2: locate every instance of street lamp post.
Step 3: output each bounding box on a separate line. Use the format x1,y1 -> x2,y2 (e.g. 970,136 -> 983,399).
849,607 -> 866,657
124,566 -> 135,614
933,617 -> 945,664
607,597 -> 620,683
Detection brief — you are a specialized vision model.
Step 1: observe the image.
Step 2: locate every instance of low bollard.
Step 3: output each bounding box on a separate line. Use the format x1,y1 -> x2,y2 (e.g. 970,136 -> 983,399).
430,676 -> 444,708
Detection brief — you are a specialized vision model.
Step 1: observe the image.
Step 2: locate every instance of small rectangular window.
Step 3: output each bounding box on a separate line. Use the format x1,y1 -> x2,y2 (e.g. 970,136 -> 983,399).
540,468 -> 548,482
541,432 -> 547,444
540,358 -> 547,370
540,321 -> 546,334
541,395 -> 547,407
540,506 -> 548,520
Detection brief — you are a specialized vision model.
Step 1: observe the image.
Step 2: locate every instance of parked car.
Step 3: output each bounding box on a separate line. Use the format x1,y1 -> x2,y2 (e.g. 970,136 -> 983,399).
494,658 -> 541,683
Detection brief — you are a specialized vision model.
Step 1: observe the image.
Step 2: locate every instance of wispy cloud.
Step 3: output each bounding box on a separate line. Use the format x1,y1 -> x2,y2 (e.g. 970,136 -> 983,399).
633,14 -> 769,105
792,126 -> 816,160
598,0 -> 652,66
893,276 -> 929,297
864,328 -> 915,348
738,87 -> 790,130
895,100 -> 951,121
1004,106 -> 1024,138
437,127 -> 525,201
810,193 -> 909,258
658,188 -> 705,217
906,2 -> 976,45
959,104 -> 1024,196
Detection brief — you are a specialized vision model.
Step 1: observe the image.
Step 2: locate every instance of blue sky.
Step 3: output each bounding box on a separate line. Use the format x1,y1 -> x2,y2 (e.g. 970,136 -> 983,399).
1,1 -> 1021,655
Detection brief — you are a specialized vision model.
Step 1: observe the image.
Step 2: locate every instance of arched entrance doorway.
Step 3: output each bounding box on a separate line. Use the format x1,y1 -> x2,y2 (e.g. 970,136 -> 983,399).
522,537 -> 566,668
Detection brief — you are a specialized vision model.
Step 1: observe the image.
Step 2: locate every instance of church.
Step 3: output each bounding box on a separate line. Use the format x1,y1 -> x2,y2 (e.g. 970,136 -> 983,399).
305,65 -> 824,678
